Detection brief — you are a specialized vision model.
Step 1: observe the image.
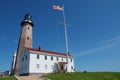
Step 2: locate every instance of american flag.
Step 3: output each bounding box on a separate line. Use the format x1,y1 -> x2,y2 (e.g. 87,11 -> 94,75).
53,5 -> 63,11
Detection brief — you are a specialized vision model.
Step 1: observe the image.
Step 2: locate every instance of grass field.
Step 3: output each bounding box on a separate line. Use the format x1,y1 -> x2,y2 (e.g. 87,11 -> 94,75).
0,76 -> 17,80
42,72 -> 120,80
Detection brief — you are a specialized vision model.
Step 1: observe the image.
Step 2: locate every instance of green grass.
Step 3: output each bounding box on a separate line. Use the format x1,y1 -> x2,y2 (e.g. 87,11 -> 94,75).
42,72 -> 120,80
0,76 -> 17,80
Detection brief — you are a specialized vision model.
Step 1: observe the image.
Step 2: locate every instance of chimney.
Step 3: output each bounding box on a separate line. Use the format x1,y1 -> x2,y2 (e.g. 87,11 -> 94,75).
38,46 -> 42,51
68,52 -> 70,55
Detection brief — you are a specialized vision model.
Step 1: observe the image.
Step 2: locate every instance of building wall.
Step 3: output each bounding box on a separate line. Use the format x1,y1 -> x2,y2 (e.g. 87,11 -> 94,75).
29,52 -> 74,74
20,50 -> 75,75
67,57 -> 75,72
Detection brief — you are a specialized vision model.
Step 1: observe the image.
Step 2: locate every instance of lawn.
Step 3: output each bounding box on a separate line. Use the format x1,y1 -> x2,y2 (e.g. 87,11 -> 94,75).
0,76 -> 17,80
42,72 -> 120,80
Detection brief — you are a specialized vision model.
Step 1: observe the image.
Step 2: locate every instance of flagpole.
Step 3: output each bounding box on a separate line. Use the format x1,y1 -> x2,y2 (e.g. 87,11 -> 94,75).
62,5 -> 69,72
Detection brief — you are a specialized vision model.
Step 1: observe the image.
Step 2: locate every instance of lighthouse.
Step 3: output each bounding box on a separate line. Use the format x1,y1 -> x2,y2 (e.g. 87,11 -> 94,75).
14,13 -> 34,75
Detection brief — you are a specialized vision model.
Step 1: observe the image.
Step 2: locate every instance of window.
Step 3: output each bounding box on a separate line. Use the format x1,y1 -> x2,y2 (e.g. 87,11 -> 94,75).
22,57 -> 24,62
66,58 -> 67,62
45,65 -> 47,69
27,37 -> 29,40
21,66 -> 23,71
62,58 -> 63,61
37,54 -> 39,59
25,65 -> 27,70
57,57 -> 59,61
71,59 -> 72,62
51,65 -> 54,70
28,27 -> 30,30
71,66 -> 73,70
37,64 -> 39,69
26,56 -> 27,60
45,55 -> 47,60
51,56 -> 53,60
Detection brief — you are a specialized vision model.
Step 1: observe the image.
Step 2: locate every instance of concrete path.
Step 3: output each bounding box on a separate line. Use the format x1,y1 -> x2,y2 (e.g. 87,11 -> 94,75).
18,76 -> 42,80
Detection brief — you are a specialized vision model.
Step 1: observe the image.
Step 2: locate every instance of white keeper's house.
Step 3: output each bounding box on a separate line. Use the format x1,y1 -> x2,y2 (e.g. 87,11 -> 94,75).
11,13 -> 75,76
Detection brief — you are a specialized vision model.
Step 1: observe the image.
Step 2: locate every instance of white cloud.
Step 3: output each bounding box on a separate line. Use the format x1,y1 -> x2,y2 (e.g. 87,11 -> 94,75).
75,36 -> 120,57
95,36 -> 120,46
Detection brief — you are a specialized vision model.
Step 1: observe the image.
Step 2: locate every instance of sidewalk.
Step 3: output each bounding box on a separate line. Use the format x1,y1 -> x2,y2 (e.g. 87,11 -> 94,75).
17,76 -> 42,80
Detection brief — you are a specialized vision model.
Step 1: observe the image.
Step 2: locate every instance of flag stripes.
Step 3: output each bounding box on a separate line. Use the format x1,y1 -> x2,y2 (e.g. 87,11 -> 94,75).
53,5 -> 63,11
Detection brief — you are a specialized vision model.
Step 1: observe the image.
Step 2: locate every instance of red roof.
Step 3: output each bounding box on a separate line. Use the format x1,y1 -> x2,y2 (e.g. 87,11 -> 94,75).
25,47 -> 72,57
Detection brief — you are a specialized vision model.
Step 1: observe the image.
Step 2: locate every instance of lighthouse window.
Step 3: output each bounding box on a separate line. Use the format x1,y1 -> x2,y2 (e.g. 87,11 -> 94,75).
28,27 -> 30,30
27,37 -> 29,40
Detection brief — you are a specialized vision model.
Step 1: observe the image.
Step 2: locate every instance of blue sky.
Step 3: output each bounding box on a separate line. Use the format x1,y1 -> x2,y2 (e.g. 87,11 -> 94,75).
0,0 -> 120,72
